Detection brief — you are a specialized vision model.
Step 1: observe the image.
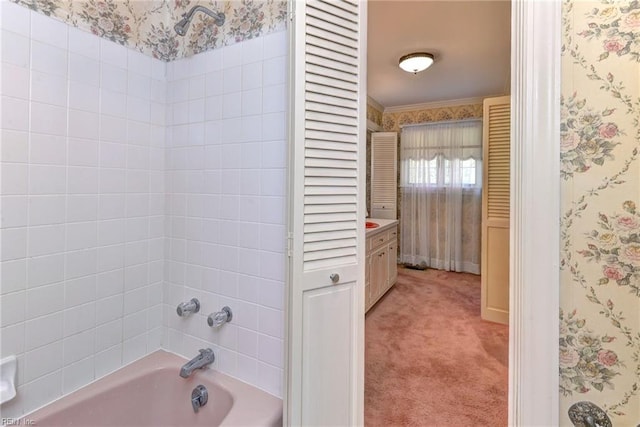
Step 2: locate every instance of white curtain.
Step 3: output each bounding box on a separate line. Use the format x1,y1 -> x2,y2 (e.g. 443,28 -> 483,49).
399,119 -> 482,274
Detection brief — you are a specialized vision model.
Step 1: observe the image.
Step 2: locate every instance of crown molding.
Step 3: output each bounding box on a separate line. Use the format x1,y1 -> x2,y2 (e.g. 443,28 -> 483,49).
383,96 -> 495,114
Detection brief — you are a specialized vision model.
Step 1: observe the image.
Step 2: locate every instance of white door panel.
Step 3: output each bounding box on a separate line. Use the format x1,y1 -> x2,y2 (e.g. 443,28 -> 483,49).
287,0 -> 366,425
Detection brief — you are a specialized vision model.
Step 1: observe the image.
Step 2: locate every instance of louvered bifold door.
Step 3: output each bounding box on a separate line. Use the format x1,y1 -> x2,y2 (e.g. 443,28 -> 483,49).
371,132 -> 398,219
287,0 -> 366,426
481,96 -> 510,325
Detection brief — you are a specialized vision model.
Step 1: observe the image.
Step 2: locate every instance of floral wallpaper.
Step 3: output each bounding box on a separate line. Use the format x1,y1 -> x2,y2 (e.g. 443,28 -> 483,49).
560,0 -> 640,423
381,103 -> 483,133
11,0 -> 287,61
366,102 -> 383,127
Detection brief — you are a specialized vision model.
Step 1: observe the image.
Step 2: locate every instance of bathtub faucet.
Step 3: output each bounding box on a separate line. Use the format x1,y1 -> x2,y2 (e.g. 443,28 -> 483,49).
180,348 -> 215,378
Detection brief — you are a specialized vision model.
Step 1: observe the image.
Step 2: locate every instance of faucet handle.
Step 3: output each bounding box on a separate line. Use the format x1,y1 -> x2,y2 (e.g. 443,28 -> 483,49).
177,298 -> 200,317
207,306 -> 232,327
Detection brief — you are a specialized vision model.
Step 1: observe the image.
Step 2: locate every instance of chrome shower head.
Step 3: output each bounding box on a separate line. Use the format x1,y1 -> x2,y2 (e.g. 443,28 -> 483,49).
174,6 -> 226,36
174,16 -> 190,36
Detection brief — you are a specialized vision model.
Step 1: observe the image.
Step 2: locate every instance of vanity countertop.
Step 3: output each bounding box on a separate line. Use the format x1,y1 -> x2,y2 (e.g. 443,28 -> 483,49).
365,218 -> 398,236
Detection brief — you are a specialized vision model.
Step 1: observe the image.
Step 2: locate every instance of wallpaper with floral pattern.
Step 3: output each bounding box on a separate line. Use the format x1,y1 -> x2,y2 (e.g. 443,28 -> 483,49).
366,102 -> 383,127
381,103 -> 483,133
561,0 -> 640,423
11,0 -> 287,61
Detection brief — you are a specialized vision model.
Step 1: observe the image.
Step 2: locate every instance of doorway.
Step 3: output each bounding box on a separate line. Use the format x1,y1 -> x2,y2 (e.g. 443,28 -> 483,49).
284,1 -> 560,424
364,2 -> 510,424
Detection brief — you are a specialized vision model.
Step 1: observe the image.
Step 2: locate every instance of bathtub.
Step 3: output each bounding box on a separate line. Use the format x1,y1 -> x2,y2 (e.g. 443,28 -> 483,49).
24,350 -> 282,426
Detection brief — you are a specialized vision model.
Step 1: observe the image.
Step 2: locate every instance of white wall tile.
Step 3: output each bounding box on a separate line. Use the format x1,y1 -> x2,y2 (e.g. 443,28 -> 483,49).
25,282 -> 64,319
69,110 -> 100,140
67,167 -> 99,194
257,334 -> 282,368
24,340 -> 63,382
222,66 -> 242,94
63,329 -> 95,365
0,227 -> 27,261
100,39 -> 127,69
27,254 -> 65,288
30,11 -> 68,49
1,259 -> 27,295
1,323 -> 26,359
68,27 -> 100,60
222,43 -> 242,69
65,249 -> 98,280
63,302 -> 96,336
1,1 -> 30,37
94,344 -> 122,378
30,133 -> 67,165
1,196 -> 28,228
28,224 -> 65,257
69,53 -> 100,86
62,356 -> 94,394
2,62 -> 30,100
0,290 -> 26,326
1,130 -> 29,163
69,83 -> 100,113
2,96 -> 29,131
30,102 -> 67,136
31,40 -> 68,76
67,195 -> 98,223
95,319 -> 123,352
24,312 -> 63,351
20,371 -> 64,416
68,139 -> 99,166
2,30 -> 30,68
263,31 -> 287,59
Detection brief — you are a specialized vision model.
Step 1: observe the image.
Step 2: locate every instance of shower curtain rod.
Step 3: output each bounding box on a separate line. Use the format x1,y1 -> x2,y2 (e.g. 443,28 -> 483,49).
399,118 -> 482,129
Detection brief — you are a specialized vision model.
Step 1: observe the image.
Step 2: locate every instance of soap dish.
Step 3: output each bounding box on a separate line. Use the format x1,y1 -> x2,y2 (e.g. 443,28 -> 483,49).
0,355 -> 17,405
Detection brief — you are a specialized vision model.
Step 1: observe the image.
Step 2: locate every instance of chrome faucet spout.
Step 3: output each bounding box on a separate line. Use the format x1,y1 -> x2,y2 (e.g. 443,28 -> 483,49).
180,348 -> 215,378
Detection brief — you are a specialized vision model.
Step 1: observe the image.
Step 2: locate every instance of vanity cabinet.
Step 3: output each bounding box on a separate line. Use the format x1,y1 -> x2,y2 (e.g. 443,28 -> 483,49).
365,220 -> 398,313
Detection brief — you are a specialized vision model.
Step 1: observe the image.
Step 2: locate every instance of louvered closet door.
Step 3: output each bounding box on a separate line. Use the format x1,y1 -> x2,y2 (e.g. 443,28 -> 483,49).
287,0 -> 366,426
371,132 -> 398,219
481,96 -> 510,325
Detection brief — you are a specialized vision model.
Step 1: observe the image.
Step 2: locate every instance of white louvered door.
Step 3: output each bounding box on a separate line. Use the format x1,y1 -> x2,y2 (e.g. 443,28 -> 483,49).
371,132 -> 397,219
481,96 -> 510,325
287,0 -> 366,425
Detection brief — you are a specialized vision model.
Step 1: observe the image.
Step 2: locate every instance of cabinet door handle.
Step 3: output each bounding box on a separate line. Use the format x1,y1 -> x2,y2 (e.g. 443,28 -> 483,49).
330,273 -> 340,283
379,238 -> 384,242
379,252 -> 385,257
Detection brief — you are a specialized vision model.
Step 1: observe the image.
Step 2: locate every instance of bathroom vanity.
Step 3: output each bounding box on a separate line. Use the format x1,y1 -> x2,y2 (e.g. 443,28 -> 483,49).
365,219 -> 398,312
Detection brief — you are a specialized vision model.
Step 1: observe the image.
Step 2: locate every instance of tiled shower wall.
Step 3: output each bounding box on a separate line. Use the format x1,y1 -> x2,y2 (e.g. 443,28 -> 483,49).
0,0 -> 286,416
0,1 -> 164,417
163,32 -> 287,397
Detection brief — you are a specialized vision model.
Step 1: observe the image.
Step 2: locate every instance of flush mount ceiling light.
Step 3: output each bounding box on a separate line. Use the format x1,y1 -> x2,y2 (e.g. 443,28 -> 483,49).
399,52 -> 434,74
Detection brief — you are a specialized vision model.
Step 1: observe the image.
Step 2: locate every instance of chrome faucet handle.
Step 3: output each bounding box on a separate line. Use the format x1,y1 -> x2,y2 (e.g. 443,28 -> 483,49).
191,385 -> 208,413
207,306 -> 232,327
177,298 -> 200,317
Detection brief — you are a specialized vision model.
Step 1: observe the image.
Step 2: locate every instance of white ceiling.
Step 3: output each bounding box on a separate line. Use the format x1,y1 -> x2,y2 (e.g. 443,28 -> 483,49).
367,1 -> 511,109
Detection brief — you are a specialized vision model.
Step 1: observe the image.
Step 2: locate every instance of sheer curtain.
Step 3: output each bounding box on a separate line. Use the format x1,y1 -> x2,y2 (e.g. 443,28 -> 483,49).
399,119 -> 482,274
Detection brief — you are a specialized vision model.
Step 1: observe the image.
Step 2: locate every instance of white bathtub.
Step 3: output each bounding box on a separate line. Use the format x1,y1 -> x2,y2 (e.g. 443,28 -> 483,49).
23,350 -> 282,426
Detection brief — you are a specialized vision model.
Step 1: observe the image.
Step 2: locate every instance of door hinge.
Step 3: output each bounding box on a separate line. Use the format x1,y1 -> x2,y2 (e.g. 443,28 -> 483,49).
286,232 -> 293,258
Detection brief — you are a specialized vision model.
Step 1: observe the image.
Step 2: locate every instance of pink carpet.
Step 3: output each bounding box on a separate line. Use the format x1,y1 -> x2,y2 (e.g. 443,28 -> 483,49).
365,267 -> 509,426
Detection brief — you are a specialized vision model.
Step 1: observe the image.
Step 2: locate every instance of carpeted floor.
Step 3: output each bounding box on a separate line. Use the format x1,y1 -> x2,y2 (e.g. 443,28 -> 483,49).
365,267 -> 509,427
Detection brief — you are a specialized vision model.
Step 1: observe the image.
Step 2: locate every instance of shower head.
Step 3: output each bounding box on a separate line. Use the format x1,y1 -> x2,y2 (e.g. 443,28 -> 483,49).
174,16 -> 190,36
174,5 -> 226,36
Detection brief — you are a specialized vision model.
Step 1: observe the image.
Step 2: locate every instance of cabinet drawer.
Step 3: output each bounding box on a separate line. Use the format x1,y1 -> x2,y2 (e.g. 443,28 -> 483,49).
388,226 -> 398,241
371,232 -> 388,249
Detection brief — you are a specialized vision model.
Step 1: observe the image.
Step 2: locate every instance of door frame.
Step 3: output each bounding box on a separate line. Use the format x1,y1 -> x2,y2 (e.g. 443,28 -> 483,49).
509,0 -> 560,424
284,0 -> 561,425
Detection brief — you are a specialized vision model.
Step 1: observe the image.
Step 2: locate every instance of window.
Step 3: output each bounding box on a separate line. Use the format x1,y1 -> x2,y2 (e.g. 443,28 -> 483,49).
406,156 -> 480,187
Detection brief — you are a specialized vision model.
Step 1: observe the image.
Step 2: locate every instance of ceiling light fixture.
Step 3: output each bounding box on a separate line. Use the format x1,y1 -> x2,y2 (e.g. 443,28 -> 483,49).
399,52 -> 434,74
